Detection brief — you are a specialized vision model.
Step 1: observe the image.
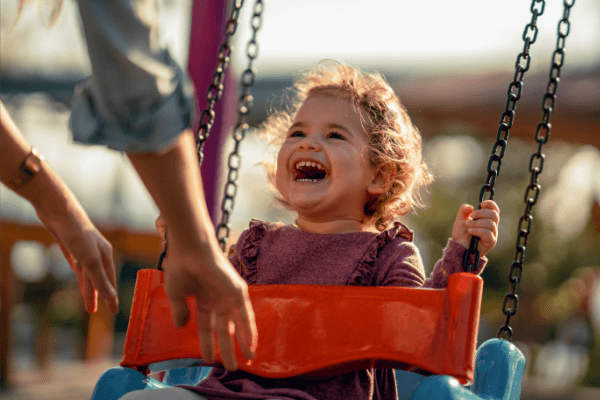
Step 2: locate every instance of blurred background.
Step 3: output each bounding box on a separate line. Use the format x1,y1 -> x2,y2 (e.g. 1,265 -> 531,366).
1,0 -> 599,399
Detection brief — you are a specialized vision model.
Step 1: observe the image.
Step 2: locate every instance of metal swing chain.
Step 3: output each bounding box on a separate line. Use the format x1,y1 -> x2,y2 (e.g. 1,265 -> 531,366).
158,0 -> 255,270
216,0 -> 264,251
195,0 -> 245,165
498,0 -> 575,341
463,0 -> 547,273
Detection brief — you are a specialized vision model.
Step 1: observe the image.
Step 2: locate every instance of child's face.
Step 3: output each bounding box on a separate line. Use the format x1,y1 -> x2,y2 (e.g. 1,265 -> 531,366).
276,95 -> 382,226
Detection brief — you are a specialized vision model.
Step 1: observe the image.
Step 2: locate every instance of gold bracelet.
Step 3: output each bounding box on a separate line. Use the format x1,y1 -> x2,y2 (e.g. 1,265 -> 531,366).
7,148 -> 45,191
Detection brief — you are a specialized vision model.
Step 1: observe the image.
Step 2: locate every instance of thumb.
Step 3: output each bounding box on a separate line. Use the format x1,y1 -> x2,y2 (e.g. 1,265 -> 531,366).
101,254 -> 119,314
164,268 -> 192,327
169,297 -> 191,328
155,214 -> 167,242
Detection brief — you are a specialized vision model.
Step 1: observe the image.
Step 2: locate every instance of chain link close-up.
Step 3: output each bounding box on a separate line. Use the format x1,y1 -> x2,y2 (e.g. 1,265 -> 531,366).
497,0 -> 574,341
159,0 -> 262,269
195,0 -> 245,166
216,0 -> 264,251
463,0 -> 546,274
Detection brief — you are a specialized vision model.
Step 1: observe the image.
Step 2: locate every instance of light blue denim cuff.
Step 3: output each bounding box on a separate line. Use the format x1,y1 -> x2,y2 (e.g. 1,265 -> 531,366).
70,51 -> 194,153
70,0 -> 196,153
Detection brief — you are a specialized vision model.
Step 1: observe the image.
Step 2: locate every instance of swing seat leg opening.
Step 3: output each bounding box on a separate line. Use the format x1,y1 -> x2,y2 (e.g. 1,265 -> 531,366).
91,339 -> 525,400
470,339 -> 526,400
405,338 -> 526,400
91,367 -> 169,400
91,366 -> 213,400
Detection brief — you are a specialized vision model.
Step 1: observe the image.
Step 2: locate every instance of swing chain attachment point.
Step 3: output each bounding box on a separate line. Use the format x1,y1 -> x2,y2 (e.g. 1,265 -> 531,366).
217,0 -> 264,251
497,0 -> 574,341
463,0 -> 546,273
196,0 -> 245,166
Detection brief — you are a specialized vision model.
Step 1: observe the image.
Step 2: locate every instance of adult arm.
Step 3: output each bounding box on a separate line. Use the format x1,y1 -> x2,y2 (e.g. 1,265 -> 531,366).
0,100 -> 118,314
131,130 -> 257,370
72,0 -> 257,368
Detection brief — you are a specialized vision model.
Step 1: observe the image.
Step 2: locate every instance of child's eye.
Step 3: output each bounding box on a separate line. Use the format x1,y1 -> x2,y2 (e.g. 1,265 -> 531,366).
328,132 -> 345,140
289,130 -> 305,138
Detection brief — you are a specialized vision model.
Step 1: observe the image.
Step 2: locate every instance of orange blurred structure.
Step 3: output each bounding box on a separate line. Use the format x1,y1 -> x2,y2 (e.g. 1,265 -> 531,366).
0,221 -> 162,389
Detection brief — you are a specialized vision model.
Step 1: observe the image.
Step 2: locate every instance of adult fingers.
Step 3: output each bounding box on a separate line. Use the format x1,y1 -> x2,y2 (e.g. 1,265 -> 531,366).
164,267 -> 193,327
80,254 -> 118,306
168,296 -> 191,328
74,268 -> 85,300
83,271 -> 98,313
197,311 -> 216,364
233,298 -> 257,360
74,265 -> 94,312
56,241 -> 78,272
216,315 -> 237,371
101,244 -> 119,314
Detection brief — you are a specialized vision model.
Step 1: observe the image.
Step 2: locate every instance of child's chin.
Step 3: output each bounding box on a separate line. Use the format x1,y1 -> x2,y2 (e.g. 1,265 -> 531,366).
289,197 -> 326,212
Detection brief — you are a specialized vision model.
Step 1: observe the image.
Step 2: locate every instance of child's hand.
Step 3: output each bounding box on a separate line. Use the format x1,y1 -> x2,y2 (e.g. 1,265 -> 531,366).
452,200 -> 500,257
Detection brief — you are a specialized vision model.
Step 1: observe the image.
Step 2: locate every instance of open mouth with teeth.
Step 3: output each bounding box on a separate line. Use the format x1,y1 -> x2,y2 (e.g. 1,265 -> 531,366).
294,161 -> 329,182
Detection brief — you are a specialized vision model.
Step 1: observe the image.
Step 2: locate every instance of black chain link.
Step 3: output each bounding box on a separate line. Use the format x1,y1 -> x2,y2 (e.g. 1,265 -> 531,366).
195,0 -> 245,166
498,0 -> 574,341
158,0 -> 259,270
463,0 -> 546,273
216,0 -> 264,251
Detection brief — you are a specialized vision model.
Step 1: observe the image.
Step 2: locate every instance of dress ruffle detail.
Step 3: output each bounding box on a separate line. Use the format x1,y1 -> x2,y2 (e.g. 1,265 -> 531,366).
238,219 -> 269,283
347,222 -> 413,286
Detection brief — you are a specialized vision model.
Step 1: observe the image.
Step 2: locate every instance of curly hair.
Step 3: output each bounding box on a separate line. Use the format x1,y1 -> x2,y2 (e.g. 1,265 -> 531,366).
261,61 -> 433,230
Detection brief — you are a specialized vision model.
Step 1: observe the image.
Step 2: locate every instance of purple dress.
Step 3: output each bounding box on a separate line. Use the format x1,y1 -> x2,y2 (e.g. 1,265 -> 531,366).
184,220 -> 486,400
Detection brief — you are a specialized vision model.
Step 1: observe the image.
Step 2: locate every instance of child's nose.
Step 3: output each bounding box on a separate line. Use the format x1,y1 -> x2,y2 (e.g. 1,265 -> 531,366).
298,135 -> 321,151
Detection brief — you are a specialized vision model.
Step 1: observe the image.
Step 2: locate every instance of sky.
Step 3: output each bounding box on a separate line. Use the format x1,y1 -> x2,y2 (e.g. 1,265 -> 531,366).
231,0 -> 600,76
1,0 -> 599,79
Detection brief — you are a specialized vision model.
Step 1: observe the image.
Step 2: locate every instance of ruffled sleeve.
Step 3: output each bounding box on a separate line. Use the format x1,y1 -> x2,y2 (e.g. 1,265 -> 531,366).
423,239 -> 487,288
232,219 -> 269,284
347,222 -> 414,286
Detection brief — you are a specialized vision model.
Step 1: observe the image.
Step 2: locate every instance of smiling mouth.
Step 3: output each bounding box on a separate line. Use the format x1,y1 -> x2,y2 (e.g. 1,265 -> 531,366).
294,161 -> 328,182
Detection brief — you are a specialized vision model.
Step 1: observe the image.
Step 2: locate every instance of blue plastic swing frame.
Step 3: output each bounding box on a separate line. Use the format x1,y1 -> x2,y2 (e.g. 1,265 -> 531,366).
91,338 -> 525,400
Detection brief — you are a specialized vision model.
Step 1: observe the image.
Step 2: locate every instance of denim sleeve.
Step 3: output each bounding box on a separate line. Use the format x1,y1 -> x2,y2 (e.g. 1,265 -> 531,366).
70,0 -> 195,153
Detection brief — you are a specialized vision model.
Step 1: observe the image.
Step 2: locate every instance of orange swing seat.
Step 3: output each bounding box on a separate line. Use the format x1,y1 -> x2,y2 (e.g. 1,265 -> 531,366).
121,269 -> 483,385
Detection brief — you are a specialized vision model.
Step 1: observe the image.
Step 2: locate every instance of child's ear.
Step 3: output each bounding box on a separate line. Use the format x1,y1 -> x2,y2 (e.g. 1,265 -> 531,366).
367,164 -> 393,195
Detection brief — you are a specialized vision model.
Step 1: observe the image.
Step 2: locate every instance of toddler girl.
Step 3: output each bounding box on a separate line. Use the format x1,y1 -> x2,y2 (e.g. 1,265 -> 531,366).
127,61 -> 500,400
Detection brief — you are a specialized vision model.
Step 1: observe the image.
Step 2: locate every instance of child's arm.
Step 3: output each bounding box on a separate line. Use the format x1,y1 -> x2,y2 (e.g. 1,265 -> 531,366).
379,201 -> 499,288
421,200 -> 500,288
379,239 -> 486,289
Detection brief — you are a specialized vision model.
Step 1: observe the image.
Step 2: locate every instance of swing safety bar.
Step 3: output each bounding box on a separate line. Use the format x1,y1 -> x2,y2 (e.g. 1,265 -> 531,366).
121,269 -> 483,385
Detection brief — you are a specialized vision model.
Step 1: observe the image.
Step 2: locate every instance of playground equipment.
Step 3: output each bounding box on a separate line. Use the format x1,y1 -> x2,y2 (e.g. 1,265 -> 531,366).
91,0 -> 575,398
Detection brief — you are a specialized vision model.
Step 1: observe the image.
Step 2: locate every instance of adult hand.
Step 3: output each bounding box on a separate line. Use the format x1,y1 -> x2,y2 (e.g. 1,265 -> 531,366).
452,200 -> 500,258
156,215 -> 257,371
36,203 -> 118,314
